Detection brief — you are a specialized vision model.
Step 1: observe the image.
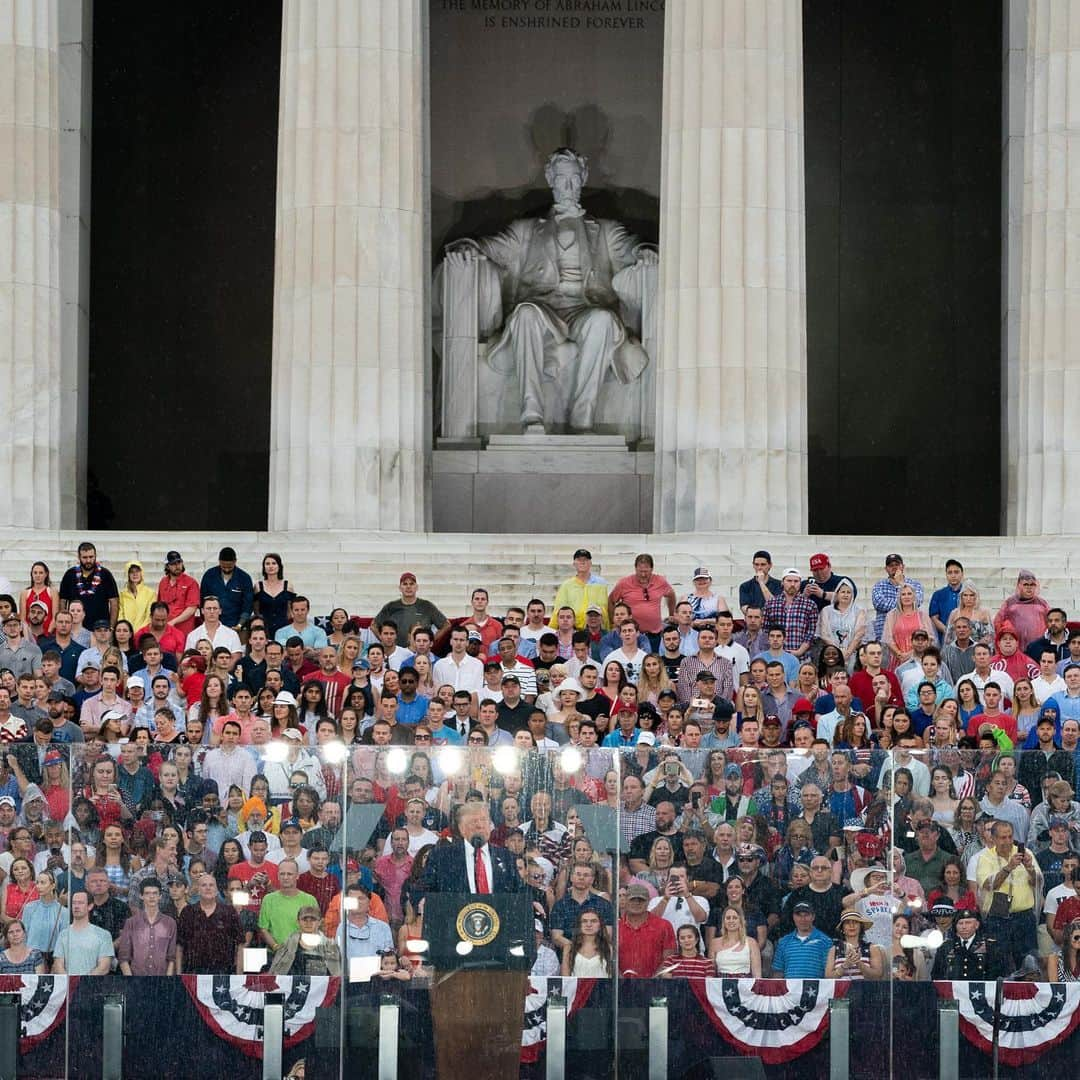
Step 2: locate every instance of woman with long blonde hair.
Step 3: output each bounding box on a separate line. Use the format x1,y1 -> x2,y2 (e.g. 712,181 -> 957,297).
411,653 -> 437,698
336,635 -> 363,677
882,585 -> 935,667
637,654 -> 671,705
735,684 -> 766,727
708,906 -> 761,977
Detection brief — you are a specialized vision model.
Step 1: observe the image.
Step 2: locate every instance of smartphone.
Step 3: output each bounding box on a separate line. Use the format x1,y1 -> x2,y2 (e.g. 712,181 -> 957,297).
691,792 -> 701,808
690,698 -> 711,710
664,761 -> 679,778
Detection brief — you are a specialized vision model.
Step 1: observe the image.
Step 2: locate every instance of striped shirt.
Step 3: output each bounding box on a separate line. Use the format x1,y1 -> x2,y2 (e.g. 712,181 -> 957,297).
772,927 -> 831,977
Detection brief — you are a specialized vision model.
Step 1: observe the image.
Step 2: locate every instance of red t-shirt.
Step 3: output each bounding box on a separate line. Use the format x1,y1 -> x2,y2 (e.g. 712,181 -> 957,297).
156,574 -> 200,637
966,711 -> 1018,742
229,860 -> 280,911
181,672 -> 206,705
313,670 -> 352,717
617,913 -> 676,977
609,574 -> 675,635
297,871 -> 341,915
1053,895 -> 1080,930
461,616 -> 504,653
289,659 -> 319,681
849,669 -> 903,711
135,623 -> 187,659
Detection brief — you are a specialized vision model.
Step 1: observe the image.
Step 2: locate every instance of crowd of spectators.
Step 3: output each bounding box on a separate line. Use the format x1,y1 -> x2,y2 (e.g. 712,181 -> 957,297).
0,542 -> 1077,986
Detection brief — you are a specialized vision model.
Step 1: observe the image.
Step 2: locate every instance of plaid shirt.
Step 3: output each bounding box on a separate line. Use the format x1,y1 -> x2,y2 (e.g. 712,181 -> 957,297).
762,595 -> 820,652
675,655 -> 736,703
620,802 -> 657,848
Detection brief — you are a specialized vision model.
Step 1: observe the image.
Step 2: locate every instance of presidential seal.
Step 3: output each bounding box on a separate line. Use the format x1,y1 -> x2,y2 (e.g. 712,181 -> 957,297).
456,902 -> 500,946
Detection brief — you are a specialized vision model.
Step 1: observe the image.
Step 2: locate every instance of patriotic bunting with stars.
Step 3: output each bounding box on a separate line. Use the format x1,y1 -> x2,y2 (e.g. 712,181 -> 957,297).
182,975 -> 339,1059
689,978 -> 849,1065
521,977 -> 597,1063
0,975 -> 74,1052
935,981 -> 1080,1066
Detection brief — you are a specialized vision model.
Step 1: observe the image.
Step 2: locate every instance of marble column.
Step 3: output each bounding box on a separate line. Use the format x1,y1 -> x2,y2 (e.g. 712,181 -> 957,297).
58,0 -> 91,527
1011,0 -> 1080,534
0,0 -> 72,527
653,0 -> 807,533
269,0 -> 427,531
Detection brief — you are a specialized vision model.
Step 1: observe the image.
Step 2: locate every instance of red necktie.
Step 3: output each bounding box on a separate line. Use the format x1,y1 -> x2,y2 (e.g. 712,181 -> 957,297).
474,846 -> 490,894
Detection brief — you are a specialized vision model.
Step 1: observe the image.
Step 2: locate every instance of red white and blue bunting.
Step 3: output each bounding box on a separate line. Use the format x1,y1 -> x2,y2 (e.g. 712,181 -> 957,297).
0,975 -> 74,1052
935,981 -> 1080,1066
521,977 -> 598,1063
690,978 -> 849,1065
182,975 -> 340,1059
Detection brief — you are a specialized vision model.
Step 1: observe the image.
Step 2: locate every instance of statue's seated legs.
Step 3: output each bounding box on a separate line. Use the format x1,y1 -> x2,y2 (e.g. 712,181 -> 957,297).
504,301 -> 624,431
503,302 -> 554,428
564,306 -> 620,432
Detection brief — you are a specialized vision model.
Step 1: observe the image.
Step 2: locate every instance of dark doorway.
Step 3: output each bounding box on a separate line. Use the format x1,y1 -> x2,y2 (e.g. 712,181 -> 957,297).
803,0 -> 1002,535
88,2 -> 281,529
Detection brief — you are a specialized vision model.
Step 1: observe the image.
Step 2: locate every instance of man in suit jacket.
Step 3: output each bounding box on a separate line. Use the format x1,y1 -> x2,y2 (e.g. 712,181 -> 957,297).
420,804 -> 523,895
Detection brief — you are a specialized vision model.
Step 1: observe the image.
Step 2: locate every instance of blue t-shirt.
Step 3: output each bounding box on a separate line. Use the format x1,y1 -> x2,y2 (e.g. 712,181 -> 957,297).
753,650 -> 799,684
773,927 -> 831,978
929,584 -> 962,627
909,708 -> 937,737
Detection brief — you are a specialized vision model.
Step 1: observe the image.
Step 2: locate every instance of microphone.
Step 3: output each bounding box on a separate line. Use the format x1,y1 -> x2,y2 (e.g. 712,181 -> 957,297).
470,835 -> 484,850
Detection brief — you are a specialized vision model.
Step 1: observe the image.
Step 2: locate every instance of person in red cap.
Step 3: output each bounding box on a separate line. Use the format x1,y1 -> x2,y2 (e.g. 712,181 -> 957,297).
990,622 -> 1039,684
801,554 -> 855,612
995,570 -> 1050,651
372,573 -> 449,648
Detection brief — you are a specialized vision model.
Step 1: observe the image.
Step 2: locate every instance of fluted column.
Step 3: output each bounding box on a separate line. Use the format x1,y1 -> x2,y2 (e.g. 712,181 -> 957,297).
1012,0 -> 1080,533
0,0 -> 68,527
269,0 -> 427,530
653,0 -> 807,533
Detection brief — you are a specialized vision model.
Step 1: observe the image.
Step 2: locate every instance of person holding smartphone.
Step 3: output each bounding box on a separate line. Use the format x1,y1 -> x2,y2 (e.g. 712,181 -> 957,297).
642,750 -> 692,812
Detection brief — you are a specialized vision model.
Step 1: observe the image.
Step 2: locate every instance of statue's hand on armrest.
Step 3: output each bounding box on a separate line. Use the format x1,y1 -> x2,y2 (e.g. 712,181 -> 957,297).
445,239 -> 484,269
634,243 -> 659,266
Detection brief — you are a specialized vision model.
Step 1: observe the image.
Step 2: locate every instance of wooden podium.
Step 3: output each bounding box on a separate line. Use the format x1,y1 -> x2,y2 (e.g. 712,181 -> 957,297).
424,893 -> 534,1080
430,969 -> 529,1080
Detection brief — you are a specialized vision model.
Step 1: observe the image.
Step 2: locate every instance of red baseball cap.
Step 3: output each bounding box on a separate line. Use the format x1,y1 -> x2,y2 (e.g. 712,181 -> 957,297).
399,572 -> 416,584
793,697 -> 814,714
809,553 -> 830,571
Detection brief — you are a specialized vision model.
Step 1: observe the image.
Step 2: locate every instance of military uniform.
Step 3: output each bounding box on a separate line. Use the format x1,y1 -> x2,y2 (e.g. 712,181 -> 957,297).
930,930 -> 1008,980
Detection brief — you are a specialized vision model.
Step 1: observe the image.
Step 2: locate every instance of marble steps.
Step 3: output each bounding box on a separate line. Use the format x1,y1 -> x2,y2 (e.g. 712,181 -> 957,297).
2,530 -> 1080,620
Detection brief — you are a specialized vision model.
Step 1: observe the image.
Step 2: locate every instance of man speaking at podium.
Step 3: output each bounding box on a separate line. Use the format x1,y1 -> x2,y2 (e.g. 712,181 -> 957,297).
420,804 -> 522,894
421,803 -> 528,1078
